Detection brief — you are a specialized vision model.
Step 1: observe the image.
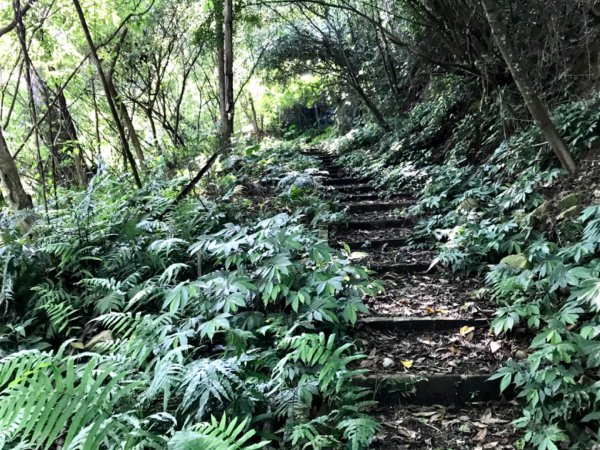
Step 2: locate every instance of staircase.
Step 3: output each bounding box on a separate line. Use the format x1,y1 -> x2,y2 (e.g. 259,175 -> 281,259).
309,151 -> 521,449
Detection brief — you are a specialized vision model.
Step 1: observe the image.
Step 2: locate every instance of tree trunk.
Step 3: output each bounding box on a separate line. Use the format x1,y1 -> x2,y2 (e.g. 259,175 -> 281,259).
72,0 -> 142,188
0,127 -> 32,210
30,70 -> 88,187
216,0 -> 234,149
349,77 -> 391,132
108,79 -> 147,171
247,95 -> 262,141
479,0 -> 576,173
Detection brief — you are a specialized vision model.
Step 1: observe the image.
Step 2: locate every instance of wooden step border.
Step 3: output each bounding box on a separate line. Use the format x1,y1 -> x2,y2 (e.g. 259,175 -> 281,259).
346,202 -> 413,213
356,373 -> 509,405
336,219 -> 416,230
322,177 -> 369,186
336,184 -> 375,193
358,316 -> 490,332
369,262 -> 431,274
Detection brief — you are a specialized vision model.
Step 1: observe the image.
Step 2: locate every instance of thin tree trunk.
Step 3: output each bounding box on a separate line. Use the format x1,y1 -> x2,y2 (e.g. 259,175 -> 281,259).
71,0 -> 142,188
14,0 -> 48,217
215,2 -> 226,145
0,126 -> 32,210
479,0 -> 576,173
248,95 -> 262,141
30,69 -> 88,187
216,0 -> 234,149
107,80 -> 147,171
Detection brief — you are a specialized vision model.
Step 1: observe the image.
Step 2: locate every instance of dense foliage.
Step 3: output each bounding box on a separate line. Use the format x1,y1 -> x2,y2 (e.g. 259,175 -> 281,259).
0,143 -> 380,448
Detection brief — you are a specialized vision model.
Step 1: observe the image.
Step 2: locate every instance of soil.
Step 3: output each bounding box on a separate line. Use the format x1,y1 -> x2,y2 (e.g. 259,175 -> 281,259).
372,403 -> 519,449
357,328 -> 525,375
365,272 -> 495,318
331,226 -> 414,243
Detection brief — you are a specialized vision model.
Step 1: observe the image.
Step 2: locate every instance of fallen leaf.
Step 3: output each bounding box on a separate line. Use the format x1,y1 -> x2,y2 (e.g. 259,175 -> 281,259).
459,325 -> 475,335
489,340 -> 502,353
426,306 -> 436,315
401,359 -> 413,368
85,330 -> 113,349
475,428 -> 488,441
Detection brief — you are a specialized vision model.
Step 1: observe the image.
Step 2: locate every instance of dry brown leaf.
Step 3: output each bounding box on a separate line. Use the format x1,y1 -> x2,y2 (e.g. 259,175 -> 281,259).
474,428 -> 488,441
459,325 -> 475,335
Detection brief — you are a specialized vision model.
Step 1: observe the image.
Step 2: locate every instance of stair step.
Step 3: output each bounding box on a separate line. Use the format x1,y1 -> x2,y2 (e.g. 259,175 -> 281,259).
337,238 -> 410,250
336,184 -> 375,193
337,219 -> 415,230
322,177 -> 368,186
347,202 -> 412,213
357,374 -> 507,405
341,193 -> 405,202
358,316 -> 489,332
369,262 -> 431,274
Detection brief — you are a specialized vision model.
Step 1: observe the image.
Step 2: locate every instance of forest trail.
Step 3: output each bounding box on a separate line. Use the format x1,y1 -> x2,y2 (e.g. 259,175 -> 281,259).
310,150 -> 521,449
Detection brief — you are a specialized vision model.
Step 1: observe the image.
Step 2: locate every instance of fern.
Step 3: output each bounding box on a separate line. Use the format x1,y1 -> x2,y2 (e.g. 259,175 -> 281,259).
168,414 -> 269,450
178,358 -> 242,420
338,416 -> 380,450
0,349 -> 142,449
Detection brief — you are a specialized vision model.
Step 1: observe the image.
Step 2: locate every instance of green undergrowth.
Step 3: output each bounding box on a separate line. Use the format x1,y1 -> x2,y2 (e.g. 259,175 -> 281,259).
330,79 -> 600,449
0,140 -> 380,449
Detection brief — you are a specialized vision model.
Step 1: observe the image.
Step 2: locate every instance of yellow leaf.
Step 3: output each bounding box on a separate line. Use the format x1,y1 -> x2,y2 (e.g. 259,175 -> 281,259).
70,341 -> 85,350
459,326 -> 475,335
426,306 -> 436,315
401,360 -> 413,368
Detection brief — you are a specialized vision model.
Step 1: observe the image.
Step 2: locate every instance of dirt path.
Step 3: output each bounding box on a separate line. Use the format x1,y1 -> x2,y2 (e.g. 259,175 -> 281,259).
311,151 -> 521,449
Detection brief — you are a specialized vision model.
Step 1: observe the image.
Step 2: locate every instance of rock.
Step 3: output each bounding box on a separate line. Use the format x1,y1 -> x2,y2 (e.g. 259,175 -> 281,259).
500,253 -> 529,270
558,193 -> 580,211
557,205 -> 583,221
457,198 -> 478,212
382,357 -> 395,368
594,190 -> 600,199
515,350 -> 528,360
532,201 -> 550,218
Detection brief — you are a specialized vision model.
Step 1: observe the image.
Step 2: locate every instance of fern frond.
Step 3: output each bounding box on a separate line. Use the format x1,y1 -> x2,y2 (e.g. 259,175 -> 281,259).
169,414 -> 269,450
178,358 -> 242,420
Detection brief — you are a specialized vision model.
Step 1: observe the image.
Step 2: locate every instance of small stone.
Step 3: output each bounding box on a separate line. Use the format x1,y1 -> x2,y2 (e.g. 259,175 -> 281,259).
515,350 -> 527,360
382,357 -> 395,368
